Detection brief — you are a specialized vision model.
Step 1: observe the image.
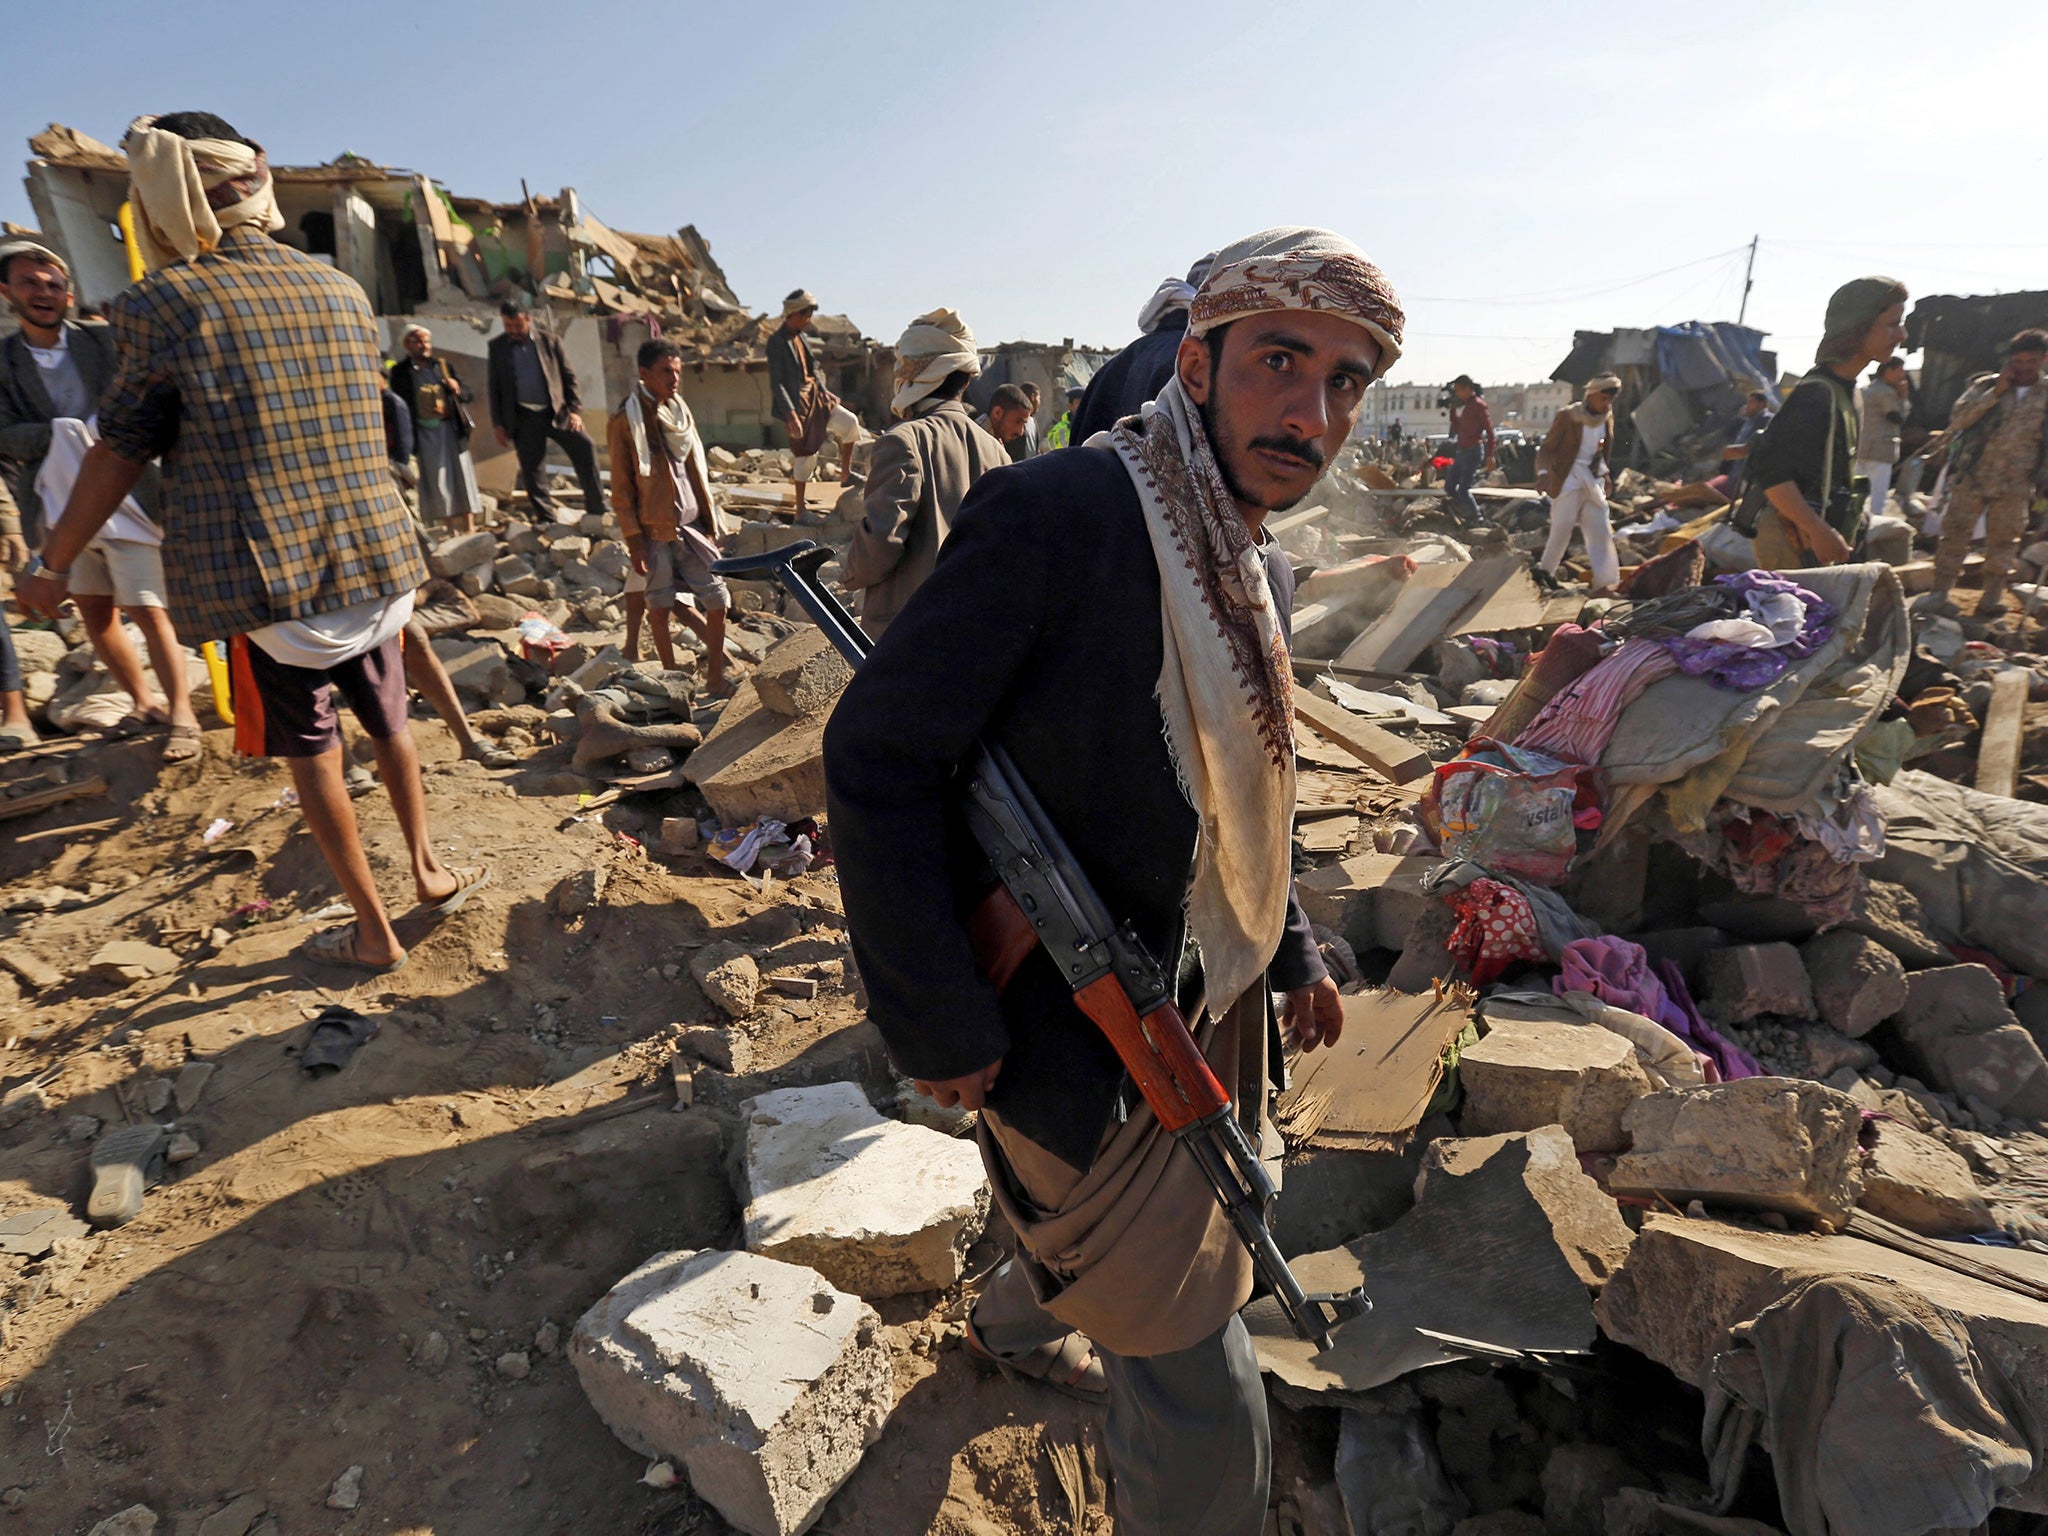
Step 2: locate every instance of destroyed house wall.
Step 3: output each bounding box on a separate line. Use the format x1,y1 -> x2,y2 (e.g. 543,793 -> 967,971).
965,342 -> 1113,433
1907,289 -> 2048,432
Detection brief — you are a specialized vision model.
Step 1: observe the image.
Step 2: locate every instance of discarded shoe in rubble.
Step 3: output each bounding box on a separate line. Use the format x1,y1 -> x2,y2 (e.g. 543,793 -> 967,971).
88,1123 -> 170,1227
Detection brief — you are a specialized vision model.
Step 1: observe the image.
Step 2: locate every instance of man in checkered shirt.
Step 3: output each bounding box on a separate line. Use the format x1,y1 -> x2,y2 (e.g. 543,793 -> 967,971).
19,110 -> 488,972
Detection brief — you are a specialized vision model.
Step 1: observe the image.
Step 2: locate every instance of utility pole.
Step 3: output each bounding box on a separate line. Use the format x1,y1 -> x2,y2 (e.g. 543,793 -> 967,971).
1737,234 -> 1759,327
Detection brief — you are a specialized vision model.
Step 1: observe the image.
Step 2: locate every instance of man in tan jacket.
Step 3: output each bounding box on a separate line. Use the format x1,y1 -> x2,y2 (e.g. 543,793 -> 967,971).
607,339 -> 734,692
841,310 -> 1009,637
1534,373 -> 1622,594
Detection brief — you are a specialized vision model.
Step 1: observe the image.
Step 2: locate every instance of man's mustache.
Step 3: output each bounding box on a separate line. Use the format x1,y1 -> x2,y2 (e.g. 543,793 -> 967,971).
1246,435 -> 1325,471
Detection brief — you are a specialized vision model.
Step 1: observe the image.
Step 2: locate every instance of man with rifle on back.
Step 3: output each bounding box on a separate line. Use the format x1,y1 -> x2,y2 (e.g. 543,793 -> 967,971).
822,227 -> 1402,1535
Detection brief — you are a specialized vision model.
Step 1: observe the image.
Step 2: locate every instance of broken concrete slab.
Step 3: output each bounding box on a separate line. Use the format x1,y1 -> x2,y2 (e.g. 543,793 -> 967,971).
572,1247 -> 893,1536
1609,1078 -> 1865,1229
741,1083 -> 989,1298
1885,965 -> 2048,1123
1458,1016 -> 1653,1155
1800,930 -> 1908,1038
430,637 -> 516,705
1294,852 -> 1442,954
1859,1120 -> 1995,1237
1697,942 -> 1813,1022
87,941 -> 180,984
1419,1128 -> 1635,1290
1249,1126 -> 1618,1395
0,1205 -> 91,1256
685,672 -> 829,827
750,628 -> 851,720
172,1060 -> 215,1113
1273,990 -> 1472,1161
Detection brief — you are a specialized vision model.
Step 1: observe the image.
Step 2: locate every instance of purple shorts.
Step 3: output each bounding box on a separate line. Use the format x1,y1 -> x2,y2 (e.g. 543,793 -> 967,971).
244,633 -> 410,758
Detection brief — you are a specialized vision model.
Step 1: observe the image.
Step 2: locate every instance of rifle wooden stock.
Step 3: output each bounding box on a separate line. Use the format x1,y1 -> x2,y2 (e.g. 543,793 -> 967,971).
968,885 -> 1229,1135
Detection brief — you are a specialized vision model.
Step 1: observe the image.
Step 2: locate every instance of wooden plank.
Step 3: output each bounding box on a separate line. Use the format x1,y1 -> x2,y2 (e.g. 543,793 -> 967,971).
1267,503 -> 1331,538
0,775 -> 108,822
1274,989 -> 1472,1150
1975,667 -> 2029,799
1294,690 -> 1432,784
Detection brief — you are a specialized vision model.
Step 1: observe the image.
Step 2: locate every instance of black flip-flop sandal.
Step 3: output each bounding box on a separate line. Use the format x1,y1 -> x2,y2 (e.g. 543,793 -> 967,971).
88,1123 -> 171,1227
300,1005 -> 382,1076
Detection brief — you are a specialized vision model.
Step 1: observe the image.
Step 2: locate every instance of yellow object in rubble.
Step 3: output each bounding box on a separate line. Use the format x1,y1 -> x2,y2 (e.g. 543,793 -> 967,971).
203,641 -> 233,724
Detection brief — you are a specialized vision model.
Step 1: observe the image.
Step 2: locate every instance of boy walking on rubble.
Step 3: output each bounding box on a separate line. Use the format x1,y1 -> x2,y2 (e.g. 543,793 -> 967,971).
607,339 -> 735,695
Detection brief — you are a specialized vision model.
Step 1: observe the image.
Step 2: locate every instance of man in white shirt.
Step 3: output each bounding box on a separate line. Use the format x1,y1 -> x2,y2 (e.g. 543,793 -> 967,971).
1,240 -> 200,762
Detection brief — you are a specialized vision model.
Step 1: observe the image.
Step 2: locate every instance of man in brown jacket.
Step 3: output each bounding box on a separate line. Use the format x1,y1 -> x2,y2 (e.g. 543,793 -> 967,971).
607,339 -> 734,692
1534,373 -> 1622,594
841,309 -> 1009,637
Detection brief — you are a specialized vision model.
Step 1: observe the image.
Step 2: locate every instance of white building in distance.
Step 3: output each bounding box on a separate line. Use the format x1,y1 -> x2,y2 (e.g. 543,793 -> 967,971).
1357,378 -> 1574,442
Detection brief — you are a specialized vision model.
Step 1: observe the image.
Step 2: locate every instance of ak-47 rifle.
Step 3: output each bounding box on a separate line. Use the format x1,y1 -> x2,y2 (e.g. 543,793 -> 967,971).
713,541 -> 1369,1351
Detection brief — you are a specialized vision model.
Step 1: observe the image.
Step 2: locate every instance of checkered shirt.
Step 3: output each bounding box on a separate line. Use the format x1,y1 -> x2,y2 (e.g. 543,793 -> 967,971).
96,227 -> 427,638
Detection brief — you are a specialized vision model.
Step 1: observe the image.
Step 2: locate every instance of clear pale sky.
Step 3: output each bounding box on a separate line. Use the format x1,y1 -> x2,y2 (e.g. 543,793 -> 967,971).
5,0 -> 2044,386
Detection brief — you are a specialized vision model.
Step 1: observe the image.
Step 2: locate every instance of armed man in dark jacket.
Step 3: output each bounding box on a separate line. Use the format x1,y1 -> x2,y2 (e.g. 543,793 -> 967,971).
486,303 -> 606,523
826,228 -> 1404,1536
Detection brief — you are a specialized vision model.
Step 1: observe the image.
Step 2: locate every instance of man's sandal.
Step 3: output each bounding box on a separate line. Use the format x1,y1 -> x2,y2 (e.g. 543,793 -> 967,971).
425,865 -> 492,917
302,921 -> 408,974
962,1316 -> 1108,1402
161,724 -> 203,764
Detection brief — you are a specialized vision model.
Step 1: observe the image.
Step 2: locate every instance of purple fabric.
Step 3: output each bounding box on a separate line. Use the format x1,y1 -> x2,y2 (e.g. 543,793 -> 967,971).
1657,571 -> 1835,691
1552,936 -> 1763,1082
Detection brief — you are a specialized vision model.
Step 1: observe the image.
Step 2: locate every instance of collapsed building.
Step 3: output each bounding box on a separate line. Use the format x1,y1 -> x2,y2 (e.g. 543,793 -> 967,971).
1907,288 -> 2048,434
1551,321 -> 1780,480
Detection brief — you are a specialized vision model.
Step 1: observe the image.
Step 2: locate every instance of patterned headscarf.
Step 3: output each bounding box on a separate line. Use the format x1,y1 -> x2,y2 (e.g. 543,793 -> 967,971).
890,309 -> 980,417
1188,226 -> 1405,383
122,115 -> 284,271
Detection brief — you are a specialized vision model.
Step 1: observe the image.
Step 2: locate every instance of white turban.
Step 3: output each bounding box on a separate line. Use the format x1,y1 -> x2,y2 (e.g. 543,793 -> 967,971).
1188,226 -> 1404,383
890,308 -> 980,417
121,114 -> 284,272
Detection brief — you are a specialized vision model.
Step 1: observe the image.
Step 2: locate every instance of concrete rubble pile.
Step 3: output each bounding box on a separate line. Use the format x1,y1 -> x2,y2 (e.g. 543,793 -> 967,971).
1253,447 -> 2048,1534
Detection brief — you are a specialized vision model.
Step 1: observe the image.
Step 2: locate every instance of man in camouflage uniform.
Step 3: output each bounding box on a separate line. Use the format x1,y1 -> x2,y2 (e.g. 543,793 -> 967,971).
1929,329 -> 2048,615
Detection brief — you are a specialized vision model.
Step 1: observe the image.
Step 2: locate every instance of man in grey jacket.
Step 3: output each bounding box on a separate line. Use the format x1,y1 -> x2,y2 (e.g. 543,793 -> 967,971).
840,309 -> 1008,636
1857,356 -> 1910,517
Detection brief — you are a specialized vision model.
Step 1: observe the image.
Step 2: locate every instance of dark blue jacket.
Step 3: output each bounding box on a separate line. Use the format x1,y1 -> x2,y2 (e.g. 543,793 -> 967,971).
824,441 -> 1324,1170
1071,313 -> 1188,443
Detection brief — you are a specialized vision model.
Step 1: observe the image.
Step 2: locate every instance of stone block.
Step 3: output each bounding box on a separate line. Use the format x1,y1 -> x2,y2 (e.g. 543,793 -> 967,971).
1458,1017 -> 1652,1154
741,1083 -> 989,1297
1542,1443 -> 1653,1536
1295,852 -> 1442,953
87,941 -> 180,984
1838,879 -> 1954,969
431,637 -> 516,705
494,553 -> 534,587
1859,1120 -> 1994,1236
568,644 -> 625,692
1888,965 -> 2048,1122
1609,1078 -> 1864,1228
545,533 -> 592,564
752,629 -> 852,720
691,941 -> 759,1019
1420,1127 -> 1635,1289
1697,942 -> 1812,1022
658,816 -> 701,854
559,559 -> 624,596
685,673 -> 829,826
1800,930 -> 1908,1038
571,1248 -> 893,1536
428,530 -> 498,578
1273,1120 -> 1441,1259
591,541 -> 633,581
471,593 -> 527,629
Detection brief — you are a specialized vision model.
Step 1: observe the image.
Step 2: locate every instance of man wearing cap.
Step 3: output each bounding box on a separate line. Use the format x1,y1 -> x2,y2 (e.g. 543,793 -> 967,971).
839,309 -> 1009,639
487,303 -> 606,524
1,237 -> 202,761
1443,374 -> 1495,523
1925,328 -> 2048,616
1044,386 -> 1083,451
17,110 -> 486,972
1535,375 -> 1623,594
389,324 -> 483,535
1746,276 -> 1908,572
827,229 -> 1390,1533
766,290 -> 861,514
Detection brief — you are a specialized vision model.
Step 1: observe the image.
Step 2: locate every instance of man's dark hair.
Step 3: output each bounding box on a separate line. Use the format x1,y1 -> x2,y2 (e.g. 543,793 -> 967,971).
1747,388 -> 1770,403
152,111 -> 254,147
2009,329 -> 2048,356
499,301 -> 525,319
1878,356 -> 1906,373
932,370 -> 974,401
637,338 -> 682,370
990,383 -> 1032,413
1023,382 -> 1041,399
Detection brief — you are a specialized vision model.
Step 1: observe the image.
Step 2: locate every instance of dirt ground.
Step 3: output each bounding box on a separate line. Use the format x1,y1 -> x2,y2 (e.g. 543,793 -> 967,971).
0,712 -> 1114,1536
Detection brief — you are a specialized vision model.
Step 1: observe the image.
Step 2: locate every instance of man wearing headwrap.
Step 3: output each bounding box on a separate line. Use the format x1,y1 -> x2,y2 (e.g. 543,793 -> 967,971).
1745,276 -> 1907,571
766,290 -> 863,513
1071,252 -> 1217,441
827,228 -> 1395,1534
1535,374 -> 1623,593
838,309 -> 1008,636
17,111 -> 486,974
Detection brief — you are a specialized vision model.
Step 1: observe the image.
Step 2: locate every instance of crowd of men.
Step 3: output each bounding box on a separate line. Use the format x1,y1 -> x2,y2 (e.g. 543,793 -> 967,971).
2,104 -> 2045,1536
